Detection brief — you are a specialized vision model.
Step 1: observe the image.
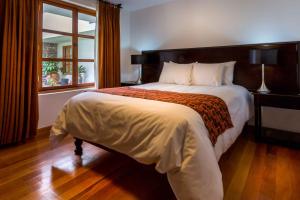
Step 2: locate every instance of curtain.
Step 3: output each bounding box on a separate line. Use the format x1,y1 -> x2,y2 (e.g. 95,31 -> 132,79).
96,1 -> 121,89
0,0 -> 39,145
0,0 -> 4,72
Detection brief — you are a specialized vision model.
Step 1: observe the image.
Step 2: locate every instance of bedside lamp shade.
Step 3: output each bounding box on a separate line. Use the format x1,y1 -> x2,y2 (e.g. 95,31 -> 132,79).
249,48 -> 278,93
249,49 -> 278,65
131,55 -> 147,65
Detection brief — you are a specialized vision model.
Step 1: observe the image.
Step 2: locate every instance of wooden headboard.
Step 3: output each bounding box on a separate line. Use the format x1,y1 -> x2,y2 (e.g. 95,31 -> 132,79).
141,41 -> 300,94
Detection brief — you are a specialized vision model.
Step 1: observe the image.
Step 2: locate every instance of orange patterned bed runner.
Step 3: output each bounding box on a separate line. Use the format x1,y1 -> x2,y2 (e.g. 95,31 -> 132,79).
95,87 -> 233,145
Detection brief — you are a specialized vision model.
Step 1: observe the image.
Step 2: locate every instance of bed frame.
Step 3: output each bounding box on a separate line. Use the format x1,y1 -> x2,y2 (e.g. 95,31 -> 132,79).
74,41 -> 300,156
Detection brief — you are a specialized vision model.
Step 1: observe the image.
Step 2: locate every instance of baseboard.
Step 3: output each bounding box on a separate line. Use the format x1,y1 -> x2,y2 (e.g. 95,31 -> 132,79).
37,126 -> 51,138
247,124 -> 300,148
262,127 -> 300,148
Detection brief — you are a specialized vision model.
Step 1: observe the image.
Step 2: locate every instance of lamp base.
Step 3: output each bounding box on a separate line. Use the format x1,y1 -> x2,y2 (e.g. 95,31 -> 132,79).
257,80 -> 270,93
136,65 -> 142,84
137,79 -> 142,84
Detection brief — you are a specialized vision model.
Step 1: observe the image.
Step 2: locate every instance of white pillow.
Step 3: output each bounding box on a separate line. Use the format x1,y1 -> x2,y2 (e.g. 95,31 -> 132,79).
159,62 -> 193,85
222,61 -> 236,85
191,63 -> 224,86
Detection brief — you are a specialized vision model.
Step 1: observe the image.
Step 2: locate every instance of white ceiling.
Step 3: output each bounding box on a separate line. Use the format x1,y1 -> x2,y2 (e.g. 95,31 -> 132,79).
109,0 -> 175,11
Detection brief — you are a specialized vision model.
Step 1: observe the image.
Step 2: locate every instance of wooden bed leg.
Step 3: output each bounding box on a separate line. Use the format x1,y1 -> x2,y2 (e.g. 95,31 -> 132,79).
74,138 -> 83,156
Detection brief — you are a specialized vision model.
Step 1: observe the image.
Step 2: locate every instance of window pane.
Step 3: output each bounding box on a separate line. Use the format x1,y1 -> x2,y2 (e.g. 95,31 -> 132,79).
78,62 -> 95,84
43,33 -> 72,58
78,13 -> 96,36
42,61 -> 72,87
78,38 -> 95,59
43,3 -> 72,33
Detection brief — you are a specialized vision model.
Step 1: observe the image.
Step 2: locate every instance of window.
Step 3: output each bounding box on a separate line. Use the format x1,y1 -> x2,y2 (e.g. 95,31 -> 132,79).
39,1 -> 96,91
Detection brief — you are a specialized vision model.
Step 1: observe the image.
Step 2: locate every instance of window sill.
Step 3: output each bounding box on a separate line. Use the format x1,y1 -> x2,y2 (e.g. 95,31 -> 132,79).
38,84 -> 95,95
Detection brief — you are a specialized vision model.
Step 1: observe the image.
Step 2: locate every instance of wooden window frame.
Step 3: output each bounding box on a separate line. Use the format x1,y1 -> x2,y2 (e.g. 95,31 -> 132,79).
62,45 -> 72,75
38,0 -> 96,93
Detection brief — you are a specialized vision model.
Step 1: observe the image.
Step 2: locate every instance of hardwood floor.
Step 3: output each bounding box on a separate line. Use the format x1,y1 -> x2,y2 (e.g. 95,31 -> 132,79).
219,129 -> 300,200
0,129 -> 299,200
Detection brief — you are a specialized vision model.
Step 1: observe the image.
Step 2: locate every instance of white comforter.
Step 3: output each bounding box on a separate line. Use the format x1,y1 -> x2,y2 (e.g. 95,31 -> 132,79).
50,83 -> 251,200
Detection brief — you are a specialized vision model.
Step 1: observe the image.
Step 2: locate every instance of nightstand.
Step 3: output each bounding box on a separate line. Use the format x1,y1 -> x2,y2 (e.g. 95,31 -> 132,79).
253,92 -> 300,142
121,81 -> 142,86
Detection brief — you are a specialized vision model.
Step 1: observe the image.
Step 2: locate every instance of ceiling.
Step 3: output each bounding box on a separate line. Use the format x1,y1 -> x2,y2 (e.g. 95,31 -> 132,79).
109,0 -> 174,11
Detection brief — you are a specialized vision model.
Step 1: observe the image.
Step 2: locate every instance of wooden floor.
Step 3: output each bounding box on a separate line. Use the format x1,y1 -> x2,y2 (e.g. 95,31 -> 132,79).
0,129 -> 299,200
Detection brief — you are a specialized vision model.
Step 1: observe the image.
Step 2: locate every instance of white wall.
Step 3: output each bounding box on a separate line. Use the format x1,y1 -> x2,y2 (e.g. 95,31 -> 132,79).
38,89 -> 89,128
126,0 -> 300,133
130,0 -> 300,51
120,10 -> 139,82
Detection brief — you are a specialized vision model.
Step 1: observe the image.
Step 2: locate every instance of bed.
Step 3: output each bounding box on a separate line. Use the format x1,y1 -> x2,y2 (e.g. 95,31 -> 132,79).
50,42 -> 300,200
51,82 -> 250,200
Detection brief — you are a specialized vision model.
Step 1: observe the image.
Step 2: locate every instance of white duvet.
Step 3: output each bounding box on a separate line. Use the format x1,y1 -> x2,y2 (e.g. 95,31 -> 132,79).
50,83 -> 251,200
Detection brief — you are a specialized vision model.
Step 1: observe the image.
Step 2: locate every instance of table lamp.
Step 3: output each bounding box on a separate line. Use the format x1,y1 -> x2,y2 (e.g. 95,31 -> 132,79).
131,55 -> 147,84
249,48 -> 278,93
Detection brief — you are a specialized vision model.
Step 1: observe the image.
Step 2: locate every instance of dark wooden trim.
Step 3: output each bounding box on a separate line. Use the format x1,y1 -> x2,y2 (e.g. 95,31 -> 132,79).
42,29 -> 73,36
78,59 -> 95,62
42,29 -> 96,39
78,82 -> 95,86
253,92 -> 300,109
78,34 -> 95,39
43,0 -> 96,15
42,58 -> 73,62
247,125 -> 300,148
38,0 -> 43,90
38,83 -> 95,93
37,126 -> 52,135
77,9 -> 97,16
62,45 -> 72,73
261,127 -> 300,148
72,8 -> 79,86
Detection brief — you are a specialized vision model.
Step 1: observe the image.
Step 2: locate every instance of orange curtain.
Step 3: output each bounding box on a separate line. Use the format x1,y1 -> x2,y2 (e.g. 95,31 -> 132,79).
97,1 -> 121,88
0,0 -> 39,145
0,1 -> 3,72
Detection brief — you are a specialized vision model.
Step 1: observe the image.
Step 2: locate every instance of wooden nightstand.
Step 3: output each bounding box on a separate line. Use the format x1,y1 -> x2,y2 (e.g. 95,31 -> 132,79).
253,92 -> 300,143
121,81 -> 142,86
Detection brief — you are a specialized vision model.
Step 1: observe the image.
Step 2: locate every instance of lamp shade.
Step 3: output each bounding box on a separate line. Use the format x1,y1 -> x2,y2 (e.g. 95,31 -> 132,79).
249,49 -> 278,65
131,55 -> 147,64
